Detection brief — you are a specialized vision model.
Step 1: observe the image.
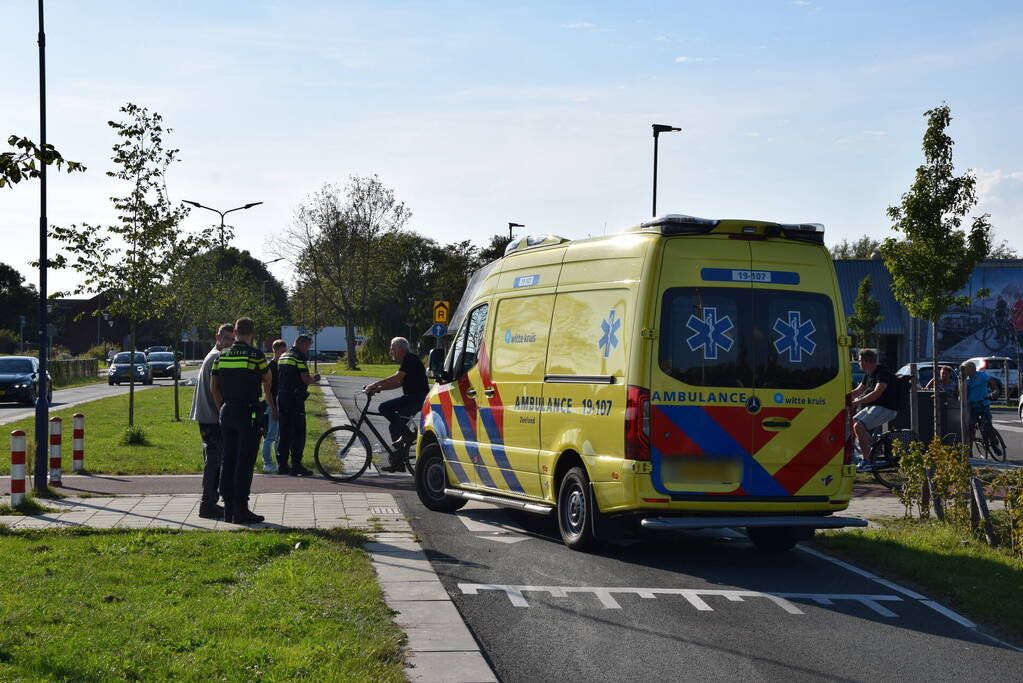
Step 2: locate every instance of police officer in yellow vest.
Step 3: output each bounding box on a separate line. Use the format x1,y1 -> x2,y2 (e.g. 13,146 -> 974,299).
211,317 -> 277,523
276,334 -> 320,475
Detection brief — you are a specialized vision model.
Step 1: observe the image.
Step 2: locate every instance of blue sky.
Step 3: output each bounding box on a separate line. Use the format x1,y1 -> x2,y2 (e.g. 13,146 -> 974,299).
3,0 -> 1022,295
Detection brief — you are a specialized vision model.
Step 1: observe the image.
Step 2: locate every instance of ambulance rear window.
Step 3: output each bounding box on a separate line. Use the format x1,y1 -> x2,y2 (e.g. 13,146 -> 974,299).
659,287 -> 838,390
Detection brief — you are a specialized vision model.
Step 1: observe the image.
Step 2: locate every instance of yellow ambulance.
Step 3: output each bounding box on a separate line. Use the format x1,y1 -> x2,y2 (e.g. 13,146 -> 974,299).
415,215 -> 866,551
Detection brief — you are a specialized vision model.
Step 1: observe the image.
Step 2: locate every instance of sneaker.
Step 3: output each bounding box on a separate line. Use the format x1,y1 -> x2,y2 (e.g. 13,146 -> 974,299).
290,465 -> 314,477
380,462 -> 405,473
233,508 -> 265,524
855,460 -> 873,473
262,463 -> 278,474
198,504 -> 224,519
277,464 -> 291,476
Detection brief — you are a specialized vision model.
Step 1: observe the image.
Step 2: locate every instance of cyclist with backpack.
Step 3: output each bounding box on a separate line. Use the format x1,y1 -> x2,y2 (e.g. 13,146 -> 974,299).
850,348 -> 899,471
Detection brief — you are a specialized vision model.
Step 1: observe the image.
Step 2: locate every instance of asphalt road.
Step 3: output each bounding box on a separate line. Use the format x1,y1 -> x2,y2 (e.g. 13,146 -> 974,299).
0,370 -> 199,426
990,408 -> 1023,464
399,495 -> 1021,682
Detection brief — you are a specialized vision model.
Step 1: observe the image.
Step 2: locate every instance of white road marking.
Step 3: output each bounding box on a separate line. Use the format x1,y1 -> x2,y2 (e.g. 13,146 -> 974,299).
992,422 -> 1023,433
457,584 -> 905,616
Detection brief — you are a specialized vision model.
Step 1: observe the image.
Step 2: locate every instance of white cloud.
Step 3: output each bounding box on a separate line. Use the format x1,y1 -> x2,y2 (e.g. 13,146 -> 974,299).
975,168 -> 1023,204
793,1 -> 812,5
862,130 -> 886,136
674,56 -> 705,63
561,22 -> 595,29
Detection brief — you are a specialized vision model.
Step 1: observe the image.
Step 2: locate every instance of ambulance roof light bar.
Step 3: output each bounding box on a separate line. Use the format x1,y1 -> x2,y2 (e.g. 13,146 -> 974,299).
504,234 -> 570,255
640,214 -> 720,235
775,222 -> 826,244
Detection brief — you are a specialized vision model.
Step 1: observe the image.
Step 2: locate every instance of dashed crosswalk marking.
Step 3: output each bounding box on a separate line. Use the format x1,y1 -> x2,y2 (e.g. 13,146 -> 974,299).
458,583 -> 905,616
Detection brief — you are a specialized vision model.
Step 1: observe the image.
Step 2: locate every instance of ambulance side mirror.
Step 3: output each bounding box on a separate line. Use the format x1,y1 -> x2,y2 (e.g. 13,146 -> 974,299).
428,347 -> 449,383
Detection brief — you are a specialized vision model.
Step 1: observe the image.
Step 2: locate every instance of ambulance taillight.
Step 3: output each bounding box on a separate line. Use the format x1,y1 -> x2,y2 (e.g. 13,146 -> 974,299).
625,385 -> 650,460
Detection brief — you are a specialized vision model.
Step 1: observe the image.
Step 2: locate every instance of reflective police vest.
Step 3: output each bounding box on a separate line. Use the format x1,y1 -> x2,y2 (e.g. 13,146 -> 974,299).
211,341 -> 267,405
277,347 -> 310,400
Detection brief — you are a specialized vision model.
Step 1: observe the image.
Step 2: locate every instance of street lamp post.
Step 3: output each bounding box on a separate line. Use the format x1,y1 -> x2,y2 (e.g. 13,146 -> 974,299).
34,0 -> 50,492
508,222 -> 524,240
182,200 -> 263,251
651,124 -> 681,217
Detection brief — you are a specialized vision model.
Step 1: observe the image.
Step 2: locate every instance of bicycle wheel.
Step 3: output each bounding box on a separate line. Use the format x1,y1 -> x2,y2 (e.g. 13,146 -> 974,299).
314,426 -> 373,482
871,431 -> 913,490
972,430 -> 991,460
985,424 -> 1007,463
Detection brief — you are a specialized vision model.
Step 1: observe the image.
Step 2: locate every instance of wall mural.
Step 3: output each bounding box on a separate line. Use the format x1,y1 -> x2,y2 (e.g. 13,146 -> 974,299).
928,265 -> 1023,359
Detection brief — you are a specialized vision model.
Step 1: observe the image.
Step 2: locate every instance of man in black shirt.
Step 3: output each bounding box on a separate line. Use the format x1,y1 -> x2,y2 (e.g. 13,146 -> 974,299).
212,317 -> 277,524
366,337 -> 429,472
850,348 -> 899,470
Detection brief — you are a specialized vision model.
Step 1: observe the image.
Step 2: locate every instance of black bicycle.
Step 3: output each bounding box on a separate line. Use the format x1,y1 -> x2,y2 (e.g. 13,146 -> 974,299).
860,428 -> 918,490
971,406 -> 1007,462
314,391 -> 418,482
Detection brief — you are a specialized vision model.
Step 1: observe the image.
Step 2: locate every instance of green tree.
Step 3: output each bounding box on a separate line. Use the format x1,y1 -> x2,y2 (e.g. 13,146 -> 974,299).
987,236 -> 1018,259
0,262 -> 38,346
477,233 -> 514,265
880,104 -> 991,438
847,276 -> 881,349
50,103 -> 213,426
0,135 -> 85,188
829,236 -> 881,259
279,176 -> 411,369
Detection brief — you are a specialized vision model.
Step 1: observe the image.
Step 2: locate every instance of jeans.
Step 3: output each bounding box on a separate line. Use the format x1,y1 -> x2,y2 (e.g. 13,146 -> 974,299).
261,406 -> 279,469
380,393 -> 426,442
219,402 -> 258,509
198,423 -> 223,507
277,394 -> 307,469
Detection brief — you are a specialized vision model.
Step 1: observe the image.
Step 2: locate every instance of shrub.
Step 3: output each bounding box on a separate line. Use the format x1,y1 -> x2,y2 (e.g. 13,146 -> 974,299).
0,329 -> 18,354
120,425 -> 150,446
84,342 -> 118,361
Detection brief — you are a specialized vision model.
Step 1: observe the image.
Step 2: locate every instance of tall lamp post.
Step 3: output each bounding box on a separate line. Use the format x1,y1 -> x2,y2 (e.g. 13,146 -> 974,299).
182,200 -> 263,251
34,0 -> 50,492
508,222 -> 524,240
651,124 -> 681,217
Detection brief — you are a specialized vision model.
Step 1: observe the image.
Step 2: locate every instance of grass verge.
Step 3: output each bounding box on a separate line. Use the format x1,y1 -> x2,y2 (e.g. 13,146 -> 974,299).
814,517 -> 1023,640
0,384 -> 331,475
316,363 -> 399,378
0,528 -> 405,681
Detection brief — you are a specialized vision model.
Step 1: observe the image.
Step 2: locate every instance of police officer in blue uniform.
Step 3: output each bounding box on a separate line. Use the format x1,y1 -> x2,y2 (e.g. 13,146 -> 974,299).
211,317 -> 278,523
276,334 -> 320,476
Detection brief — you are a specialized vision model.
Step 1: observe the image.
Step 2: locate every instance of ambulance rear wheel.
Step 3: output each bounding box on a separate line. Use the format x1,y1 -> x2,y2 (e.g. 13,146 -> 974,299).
746,526 -> 802,552
415,442 -> 466,512
557,467 -> 598,551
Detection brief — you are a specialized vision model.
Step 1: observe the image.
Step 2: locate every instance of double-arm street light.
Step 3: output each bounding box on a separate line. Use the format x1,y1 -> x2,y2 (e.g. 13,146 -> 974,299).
651,124 -> 682,217
182,200 -> 263,250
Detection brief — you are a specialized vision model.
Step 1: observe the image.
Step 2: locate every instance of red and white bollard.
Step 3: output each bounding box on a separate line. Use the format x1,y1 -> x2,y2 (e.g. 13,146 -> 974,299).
49,416 -> 62,487
72,413 -> 85,472
10,430 -> 26,507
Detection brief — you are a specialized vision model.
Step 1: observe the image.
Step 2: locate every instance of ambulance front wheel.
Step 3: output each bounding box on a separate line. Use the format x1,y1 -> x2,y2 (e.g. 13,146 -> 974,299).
415,442 -> 467,513
557,467 -> 599,551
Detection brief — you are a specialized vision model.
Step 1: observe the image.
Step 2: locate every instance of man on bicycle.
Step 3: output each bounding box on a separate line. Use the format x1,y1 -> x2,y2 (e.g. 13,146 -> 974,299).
850,348 -> 899,471
961,360 -> 999,443
366,337 -> 428,472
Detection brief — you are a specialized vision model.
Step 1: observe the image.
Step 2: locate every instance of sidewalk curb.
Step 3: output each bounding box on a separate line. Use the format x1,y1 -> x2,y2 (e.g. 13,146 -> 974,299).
319,380 -> 498,683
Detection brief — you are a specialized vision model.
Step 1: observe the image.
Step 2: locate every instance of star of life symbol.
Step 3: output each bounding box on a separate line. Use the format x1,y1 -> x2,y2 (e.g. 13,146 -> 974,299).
686,307 -> 734,360
598,309 -> 621,358
773,310 -> 817,362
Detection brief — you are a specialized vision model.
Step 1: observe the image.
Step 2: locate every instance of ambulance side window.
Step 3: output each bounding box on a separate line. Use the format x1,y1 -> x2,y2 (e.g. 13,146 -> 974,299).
454,304 -> 489,378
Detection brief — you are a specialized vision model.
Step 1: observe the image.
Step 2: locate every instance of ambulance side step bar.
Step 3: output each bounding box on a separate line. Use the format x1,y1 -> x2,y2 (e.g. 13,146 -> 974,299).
444,488 -> 554,515
640,515 -> 868,530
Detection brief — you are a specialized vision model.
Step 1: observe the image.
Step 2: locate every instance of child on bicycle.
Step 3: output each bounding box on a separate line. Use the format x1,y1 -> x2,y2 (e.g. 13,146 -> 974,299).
850,349 -> 899,471
961,361 -> 999,443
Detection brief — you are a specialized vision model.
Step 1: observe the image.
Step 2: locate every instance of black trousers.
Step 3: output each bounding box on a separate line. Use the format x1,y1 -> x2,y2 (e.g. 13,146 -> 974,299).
198,423 -> 223,507
219,402 -> 258,508
277,394 -> 307,468
380,393 -> 426,441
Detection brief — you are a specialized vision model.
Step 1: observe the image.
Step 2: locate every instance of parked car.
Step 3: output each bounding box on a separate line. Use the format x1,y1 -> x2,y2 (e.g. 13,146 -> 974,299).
964,356 -> 1019,399
146,351 -> 180,380
0,356 -> 53,405
896,361 -> 960,389
108,351 -> 152,385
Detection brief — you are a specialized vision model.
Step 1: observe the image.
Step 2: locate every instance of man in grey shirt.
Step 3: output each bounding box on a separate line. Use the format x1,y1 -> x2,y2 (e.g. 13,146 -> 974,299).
190,323 -> 235,518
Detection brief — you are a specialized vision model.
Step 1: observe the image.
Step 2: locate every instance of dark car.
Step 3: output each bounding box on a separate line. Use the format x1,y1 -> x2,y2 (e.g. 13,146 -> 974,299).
0,356 -> 53,405
146,351 -> 180,380
107,351 -> 153,385
144,345 -> 170,354
896,362 -> 959,389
